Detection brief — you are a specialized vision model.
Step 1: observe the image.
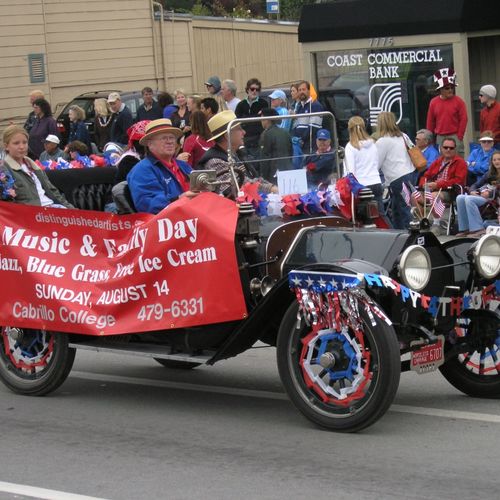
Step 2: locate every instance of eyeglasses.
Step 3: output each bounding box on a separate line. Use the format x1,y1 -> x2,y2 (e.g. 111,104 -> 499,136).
442,146 -> 456,150
248,87 -> 260,92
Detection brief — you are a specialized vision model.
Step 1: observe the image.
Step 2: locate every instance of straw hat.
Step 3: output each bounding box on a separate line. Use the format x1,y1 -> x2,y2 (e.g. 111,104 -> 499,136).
139,119 -> 183,145
207,110 -> 237,141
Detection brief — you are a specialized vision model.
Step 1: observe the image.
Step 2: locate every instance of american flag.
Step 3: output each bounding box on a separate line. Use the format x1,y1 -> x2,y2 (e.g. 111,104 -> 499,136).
410,188 -> 446,218
402,182 -> 411,206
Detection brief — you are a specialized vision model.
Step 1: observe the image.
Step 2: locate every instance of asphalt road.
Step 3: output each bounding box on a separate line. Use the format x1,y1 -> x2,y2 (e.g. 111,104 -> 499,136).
0,346 -> 499,500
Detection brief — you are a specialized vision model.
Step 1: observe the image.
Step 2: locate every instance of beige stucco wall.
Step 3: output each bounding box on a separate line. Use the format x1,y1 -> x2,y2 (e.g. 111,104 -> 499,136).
0,1 -> 303,134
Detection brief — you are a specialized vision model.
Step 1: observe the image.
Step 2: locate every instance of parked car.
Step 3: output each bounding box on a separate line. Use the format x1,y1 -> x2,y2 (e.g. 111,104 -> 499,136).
0,115 -> 498,433
56,90 -> 157,147
317,89 -> 371,146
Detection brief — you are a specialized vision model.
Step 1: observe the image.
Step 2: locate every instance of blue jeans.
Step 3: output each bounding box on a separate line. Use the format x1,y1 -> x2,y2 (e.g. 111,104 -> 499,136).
389,172 -> 413,229
456,194 -> 487,232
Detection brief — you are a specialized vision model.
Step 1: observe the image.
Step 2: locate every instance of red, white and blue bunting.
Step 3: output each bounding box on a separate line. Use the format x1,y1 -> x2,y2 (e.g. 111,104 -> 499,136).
236,174 -> 364,219
289,270 -> 500,319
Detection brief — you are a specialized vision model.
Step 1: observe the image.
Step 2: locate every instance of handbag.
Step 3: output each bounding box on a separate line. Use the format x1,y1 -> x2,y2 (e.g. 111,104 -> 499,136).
403,134 -> 428,172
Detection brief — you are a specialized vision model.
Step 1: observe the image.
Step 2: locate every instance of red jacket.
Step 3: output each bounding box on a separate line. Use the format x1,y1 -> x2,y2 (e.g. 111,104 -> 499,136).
480,100 -> 500,144
419,155 -> 467,190
426,95 -> 468,140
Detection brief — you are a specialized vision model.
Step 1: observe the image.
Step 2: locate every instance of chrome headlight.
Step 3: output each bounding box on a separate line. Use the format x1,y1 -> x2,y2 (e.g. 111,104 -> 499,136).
473,234 -> 500,279
399,245 -> 431,291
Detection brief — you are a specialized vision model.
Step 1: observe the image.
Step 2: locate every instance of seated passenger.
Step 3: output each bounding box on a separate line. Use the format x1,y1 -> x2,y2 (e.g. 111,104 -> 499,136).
197,110 -> 277,197
304,128 -> 336,188
114,120 -> 150,184
1,125 -> 73,208
413,136 -> 467,213
127,119 -> 197,214
466,131 -> 495,185
39,134 -> 64,163
456,150 -> 500,236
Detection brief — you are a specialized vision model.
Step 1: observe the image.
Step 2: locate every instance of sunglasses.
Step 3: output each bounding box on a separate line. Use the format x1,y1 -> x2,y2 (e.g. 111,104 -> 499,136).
442,146 -> 456,150
479,93 -> 484,97
248,87 -> 260,92
442,86 -> 454,90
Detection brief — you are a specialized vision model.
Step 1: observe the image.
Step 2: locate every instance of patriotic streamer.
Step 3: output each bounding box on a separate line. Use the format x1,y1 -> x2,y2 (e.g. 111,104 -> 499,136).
289,270 -> 500,319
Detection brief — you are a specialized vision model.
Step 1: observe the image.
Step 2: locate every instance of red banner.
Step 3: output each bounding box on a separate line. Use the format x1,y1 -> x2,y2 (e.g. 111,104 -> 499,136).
0,193 -> 247,335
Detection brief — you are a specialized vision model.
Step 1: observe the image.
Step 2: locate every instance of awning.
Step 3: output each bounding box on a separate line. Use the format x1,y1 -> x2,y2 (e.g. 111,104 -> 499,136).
299,0 -> 498,43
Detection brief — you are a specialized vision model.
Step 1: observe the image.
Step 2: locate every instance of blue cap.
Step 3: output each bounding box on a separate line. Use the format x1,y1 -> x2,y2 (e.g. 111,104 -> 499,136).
269,89 -> 286,101
316,129 -> 331,140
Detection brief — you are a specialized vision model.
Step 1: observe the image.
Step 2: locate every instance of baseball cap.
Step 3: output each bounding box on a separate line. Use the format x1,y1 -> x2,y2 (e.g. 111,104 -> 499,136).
204,76 -> 221,92
269,89 -> 286,101
44,134 -> 60,145
479,135 -> 494,142
316,129 -> 331,140
107,92 -> 121,103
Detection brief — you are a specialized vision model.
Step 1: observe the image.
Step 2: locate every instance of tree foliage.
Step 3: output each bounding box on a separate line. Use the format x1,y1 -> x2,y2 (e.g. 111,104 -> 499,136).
162,0 -> 313,21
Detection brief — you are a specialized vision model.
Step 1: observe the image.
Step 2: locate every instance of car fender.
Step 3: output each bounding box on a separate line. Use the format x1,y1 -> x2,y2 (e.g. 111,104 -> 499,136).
209,260 -> 388,364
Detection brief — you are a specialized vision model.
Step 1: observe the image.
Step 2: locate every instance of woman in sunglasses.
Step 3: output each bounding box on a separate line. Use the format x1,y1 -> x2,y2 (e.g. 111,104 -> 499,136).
466,131 -> 495,185
235,78 -> 268,161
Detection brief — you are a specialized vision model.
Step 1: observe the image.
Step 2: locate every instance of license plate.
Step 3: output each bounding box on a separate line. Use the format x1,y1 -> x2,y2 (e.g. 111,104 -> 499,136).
410,336 -> 445,374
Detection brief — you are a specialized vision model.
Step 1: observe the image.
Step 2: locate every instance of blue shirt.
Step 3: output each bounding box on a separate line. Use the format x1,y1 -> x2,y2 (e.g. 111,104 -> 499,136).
127,154 -> 191,214
422,145 -> 440,169
467,147 -> 494,176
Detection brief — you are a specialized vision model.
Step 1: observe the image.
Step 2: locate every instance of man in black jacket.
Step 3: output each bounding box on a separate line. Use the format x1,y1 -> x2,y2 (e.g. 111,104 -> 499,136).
259,108 -> 293,182
108,92 -> 134,147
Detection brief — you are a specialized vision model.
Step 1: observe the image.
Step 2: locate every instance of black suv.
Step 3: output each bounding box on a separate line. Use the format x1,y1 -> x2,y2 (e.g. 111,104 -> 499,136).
56,90 -> 154,147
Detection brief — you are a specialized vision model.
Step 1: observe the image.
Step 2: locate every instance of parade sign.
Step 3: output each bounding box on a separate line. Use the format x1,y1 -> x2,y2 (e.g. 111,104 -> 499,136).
0,193 -> 247,335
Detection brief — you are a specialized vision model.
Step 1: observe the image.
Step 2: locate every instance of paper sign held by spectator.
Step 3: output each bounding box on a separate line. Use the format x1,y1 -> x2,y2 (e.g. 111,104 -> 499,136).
277,169 -> 308,195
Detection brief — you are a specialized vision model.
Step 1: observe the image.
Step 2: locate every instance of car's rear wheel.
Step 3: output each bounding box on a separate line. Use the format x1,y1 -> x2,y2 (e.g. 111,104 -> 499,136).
0,326 -> 75,396
277,300 -> 400,432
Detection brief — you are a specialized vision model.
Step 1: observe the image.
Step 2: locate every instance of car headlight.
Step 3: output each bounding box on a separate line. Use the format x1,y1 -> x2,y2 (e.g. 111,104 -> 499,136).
473,234 -> 500,279
399,245 -> 431,291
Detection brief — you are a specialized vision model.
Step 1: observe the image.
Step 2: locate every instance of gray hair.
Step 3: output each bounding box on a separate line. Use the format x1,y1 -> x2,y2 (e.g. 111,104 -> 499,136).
222,79 -> 237,96
416,128 -> 433,144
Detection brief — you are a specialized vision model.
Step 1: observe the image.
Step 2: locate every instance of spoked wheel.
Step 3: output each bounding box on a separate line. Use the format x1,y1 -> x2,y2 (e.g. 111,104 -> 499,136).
439,314 -> 500,398
277,301 -> 401,432
0,326 -> 75,396
154,358 -> 201,370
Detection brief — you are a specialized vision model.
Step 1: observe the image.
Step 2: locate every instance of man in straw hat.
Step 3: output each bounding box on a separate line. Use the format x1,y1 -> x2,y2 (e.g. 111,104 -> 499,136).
197,110 -> 277,197
127,118 -> 197,214
426,68 -> 468,156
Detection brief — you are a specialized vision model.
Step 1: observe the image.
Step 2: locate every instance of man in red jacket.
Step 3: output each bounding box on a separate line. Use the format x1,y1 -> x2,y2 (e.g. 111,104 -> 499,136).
419,137 -> 467,192
479,84 -> 500,147
426,68 -> 468,156
411,137 -> 467,226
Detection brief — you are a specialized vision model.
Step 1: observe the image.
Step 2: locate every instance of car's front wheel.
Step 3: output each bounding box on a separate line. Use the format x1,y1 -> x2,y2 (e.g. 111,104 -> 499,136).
277,300 -> 401,432
439,315 -> 500,398
0,326 -> 75,396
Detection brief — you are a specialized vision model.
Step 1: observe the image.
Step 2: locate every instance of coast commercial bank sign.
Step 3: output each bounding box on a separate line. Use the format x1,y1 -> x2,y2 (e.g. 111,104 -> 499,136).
315,44 -> 453,130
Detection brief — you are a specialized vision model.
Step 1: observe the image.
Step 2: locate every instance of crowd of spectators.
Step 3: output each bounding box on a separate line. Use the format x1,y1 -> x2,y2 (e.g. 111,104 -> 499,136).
1,68 -> 499,234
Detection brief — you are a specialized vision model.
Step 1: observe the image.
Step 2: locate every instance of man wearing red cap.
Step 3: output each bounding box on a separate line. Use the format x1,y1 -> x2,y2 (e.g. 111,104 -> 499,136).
426,68 -> 468,156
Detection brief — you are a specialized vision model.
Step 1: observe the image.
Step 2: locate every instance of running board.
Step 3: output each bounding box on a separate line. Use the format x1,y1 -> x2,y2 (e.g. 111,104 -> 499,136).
68,340 -> 213,364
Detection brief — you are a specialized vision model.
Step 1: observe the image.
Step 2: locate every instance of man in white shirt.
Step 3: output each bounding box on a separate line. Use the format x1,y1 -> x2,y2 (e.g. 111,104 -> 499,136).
221,80 -> 241,112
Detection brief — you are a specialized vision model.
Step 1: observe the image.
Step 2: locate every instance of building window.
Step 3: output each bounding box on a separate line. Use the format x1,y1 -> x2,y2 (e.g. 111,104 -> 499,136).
28,54 -> 46,84
314,45 -> 453,143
